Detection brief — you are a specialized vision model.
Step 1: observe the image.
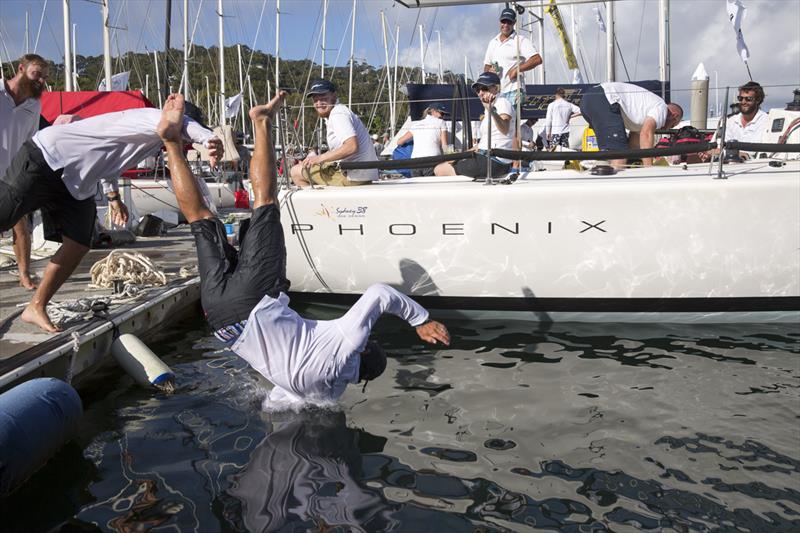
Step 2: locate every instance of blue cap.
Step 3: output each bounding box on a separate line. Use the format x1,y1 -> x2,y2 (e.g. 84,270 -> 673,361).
500,7 -> 517,22
472,71 -> 501,91
307,79 -> 336,96
428,102 -> 449,114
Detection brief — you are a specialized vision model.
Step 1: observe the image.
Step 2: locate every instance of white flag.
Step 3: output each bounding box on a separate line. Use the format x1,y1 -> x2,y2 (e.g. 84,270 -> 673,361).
224,93 -> 243,118
592,6 -> 606,33
726,0 -> 750,63
97,71 -> 130,91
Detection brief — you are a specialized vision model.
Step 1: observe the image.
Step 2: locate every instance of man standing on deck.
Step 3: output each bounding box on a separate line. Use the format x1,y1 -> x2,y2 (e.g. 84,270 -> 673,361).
1,54 -> 49,290
290,79 -> 379,187
0,105 -> 222,332
544,88 -> 581,148
579,81 -> 683,169
158,92 -> 450,407
483,7 -> 542,174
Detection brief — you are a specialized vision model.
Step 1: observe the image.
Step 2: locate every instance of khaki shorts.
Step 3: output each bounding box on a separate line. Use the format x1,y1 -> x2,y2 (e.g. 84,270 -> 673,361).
305,165 -> 372,187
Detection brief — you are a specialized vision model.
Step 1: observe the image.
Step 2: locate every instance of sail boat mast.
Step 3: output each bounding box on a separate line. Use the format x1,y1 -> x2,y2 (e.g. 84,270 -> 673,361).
348,0 -> 356,107
658,0 -> 670,98
183,0 -> 189,99
218,0 -> 225,126
63,0 -> 73,91
101,0 -> 112,92
606,0 -> 615,81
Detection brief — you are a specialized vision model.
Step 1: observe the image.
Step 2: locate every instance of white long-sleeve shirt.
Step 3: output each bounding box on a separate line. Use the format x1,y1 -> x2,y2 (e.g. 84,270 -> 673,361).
32,108 -> 216,200
0,79 -> 40,176
544,98 -> 580,137
232,283 -> 430,407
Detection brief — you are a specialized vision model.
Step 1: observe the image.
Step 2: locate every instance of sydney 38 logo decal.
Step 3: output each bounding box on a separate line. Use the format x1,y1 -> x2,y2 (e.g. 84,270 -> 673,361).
315,204 -> 369,219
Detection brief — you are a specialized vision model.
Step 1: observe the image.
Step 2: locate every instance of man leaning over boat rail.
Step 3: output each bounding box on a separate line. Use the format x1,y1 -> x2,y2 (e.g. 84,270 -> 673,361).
290,79 -> 379,187
579,81 -> 683,169
0,101 -> 223,332
158,92 -> 450,408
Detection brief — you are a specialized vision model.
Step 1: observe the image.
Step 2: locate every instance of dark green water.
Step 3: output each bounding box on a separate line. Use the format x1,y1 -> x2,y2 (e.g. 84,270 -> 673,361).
3,313 -> 799,532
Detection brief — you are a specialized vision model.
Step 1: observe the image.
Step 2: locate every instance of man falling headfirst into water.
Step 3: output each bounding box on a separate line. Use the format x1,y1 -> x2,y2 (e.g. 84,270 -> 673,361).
157,92 -> 451,407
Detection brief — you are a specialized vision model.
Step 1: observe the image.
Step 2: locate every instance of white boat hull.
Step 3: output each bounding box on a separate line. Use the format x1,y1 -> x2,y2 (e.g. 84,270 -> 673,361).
277,160 -> 800,322
129,178 -> 236,216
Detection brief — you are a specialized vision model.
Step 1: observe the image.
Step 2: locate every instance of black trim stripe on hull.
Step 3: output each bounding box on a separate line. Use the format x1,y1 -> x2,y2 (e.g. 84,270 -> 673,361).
287,293 -> 800,313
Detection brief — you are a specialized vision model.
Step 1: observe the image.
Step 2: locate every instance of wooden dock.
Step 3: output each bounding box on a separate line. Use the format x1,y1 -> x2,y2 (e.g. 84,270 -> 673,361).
0,227 -> 203,393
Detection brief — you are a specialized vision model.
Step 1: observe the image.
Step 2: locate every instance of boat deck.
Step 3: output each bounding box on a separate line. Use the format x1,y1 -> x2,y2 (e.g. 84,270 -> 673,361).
0,227 -> 203,393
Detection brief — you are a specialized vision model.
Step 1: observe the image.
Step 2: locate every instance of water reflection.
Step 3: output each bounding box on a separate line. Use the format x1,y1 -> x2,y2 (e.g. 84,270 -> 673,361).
228,410 -> 385,532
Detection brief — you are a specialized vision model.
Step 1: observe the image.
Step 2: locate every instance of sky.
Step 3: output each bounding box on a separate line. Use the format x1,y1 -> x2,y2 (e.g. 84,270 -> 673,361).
0,0 -> 798,111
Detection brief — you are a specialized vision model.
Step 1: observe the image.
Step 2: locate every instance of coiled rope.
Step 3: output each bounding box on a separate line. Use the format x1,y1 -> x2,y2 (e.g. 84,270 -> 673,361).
89,251 -> 167,289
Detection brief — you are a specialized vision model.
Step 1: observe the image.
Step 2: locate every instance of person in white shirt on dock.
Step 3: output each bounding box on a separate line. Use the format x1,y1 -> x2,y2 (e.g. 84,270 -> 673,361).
0,54 -> 49,291
544,88 -> 581,148
290,79 -> 378,187
0,103 -> 222,332
579,81 -> 683,169
158,92 -> 450,408
395,102 -> 449,177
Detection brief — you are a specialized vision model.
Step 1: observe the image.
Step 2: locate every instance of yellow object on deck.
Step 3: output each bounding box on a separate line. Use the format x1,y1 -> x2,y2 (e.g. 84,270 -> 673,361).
582,128 -> 599,152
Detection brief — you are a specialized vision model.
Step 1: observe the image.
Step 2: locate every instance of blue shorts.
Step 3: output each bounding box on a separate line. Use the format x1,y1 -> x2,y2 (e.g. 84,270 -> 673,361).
579,86 -> 629,151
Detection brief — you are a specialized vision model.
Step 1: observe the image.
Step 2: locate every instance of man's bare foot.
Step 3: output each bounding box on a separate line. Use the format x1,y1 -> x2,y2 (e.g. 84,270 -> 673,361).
157,93 -> 185,142
249,90 -> 287,122
21,303 -> 61,333
19,273 -> 37,290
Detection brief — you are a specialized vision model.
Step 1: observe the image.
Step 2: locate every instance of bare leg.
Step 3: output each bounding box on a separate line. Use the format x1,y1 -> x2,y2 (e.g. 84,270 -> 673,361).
21,236 -> 89,333
290,163 -> 310,187
12,218 -> 36,289
248,91 -> 286,208
157,94 -> 215,223
434,161 -> 456,176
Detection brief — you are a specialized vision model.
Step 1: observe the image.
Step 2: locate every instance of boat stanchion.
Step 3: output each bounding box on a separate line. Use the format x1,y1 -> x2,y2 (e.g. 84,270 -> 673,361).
0,378 -> 83,496
111,334 -> 175,392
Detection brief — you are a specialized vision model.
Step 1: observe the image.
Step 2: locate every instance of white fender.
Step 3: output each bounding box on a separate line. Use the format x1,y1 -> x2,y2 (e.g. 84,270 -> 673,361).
111,334 -> 175,390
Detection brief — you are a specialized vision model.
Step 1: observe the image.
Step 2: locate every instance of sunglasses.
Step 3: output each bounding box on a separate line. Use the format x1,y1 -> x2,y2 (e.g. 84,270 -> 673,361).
737,95 -> 756,102
474,85 -> 491,92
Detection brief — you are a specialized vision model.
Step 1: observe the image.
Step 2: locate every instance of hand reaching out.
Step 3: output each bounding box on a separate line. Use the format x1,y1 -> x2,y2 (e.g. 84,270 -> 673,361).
416,320 -> 450,346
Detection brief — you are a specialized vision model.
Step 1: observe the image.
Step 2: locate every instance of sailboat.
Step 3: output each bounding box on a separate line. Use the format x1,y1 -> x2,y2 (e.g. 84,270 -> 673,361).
273,0 -> 799,323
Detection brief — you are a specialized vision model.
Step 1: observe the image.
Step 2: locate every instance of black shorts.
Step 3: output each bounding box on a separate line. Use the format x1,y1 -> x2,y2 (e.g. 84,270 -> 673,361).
454,153 -> 511,179
192,204 -> 290,330
0,141 -> 96,247
579,86 -> 629,151
411,167 -> 435,177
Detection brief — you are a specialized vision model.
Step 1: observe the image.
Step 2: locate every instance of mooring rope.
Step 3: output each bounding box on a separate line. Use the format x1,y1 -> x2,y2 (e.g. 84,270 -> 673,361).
89,251 -> 167,289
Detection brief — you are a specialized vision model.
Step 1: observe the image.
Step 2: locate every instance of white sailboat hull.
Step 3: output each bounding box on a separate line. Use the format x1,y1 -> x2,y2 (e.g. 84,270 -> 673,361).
129,178 -> 236,216
277,160 -> 800,322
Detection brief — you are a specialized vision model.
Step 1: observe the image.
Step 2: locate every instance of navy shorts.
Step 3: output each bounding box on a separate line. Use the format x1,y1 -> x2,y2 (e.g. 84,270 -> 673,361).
579,86 -> 629,151
192,204 -> 290,330
0,141 -> 96,247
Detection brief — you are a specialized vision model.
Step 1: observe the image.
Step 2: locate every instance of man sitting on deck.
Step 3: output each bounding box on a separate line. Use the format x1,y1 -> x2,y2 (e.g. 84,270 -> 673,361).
290,79 -> 379,187
0,103 -> 223,332
157,92 -> 451,408
579,81 -> 683,169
